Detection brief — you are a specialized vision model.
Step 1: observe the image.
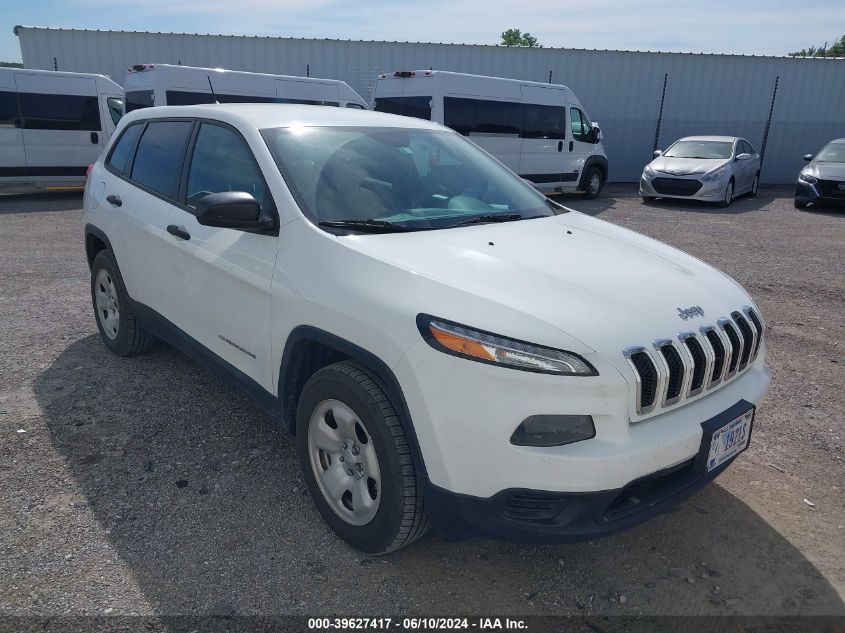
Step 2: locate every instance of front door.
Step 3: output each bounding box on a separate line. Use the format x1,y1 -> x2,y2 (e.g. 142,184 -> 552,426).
568,106 -> 595,187
518,85 -> 570,187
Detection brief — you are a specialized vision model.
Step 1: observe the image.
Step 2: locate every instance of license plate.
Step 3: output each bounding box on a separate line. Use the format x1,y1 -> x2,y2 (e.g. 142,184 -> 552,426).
705,408 -> 753,472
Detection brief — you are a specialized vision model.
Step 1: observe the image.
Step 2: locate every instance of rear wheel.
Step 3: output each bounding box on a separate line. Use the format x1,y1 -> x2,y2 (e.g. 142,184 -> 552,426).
583,167 -> 603,199
296,361 -> 430,554
720,179 -> 734,208
750,172 -> 759,197
90,250 -> 155,356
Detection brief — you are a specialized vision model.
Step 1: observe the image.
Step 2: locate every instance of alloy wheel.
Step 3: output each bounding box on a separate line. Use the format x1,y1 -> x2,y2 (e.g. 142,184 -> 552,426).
94,268 -> 120,340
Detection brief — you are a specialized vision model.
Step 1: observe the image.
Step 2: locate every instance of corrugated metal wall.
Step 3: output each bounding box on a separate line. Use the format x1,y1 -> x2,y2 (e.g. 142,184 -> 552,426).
15,27 -> 845,183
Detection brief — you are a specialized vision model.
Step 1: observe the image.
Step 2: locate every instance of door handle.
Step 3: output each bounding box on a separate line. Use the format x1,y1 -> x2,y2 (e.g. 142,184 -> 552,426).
569,141 -> 574,152
166,224 -> 191,241
106,194 -> 122,207
557,141 -> 563,152
90,132 -> 99,144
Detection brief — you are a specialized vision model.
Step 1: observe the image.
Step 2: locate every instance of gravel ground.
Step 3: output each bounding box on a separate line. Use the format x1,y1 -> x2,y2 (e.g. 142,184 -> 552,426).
0,186 -> 843,620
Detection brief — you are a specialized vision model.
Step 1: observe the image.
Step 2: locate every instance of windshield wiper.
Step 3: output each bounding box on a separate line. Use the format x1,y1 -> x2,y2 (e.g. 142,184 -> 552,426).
318,219 -> 418,233
447,213 -> 528,228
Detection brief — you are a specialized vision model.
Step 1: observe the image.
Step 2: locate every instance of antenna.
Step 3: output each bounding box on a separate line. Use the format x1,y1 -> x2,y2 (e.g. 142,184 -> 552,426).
207,75 -> 219,104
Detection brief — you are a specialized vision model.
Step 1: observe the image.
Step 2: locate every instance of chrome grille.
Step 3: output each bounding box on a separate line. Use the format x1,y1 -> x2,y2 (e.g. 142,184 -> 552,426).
624,305 -> 765,415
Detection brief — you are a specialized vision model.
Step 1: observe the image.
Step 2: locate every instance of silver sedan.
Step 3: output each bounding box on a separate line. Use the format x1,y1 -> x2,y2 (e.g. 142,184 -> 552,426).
639,136 -> 761,207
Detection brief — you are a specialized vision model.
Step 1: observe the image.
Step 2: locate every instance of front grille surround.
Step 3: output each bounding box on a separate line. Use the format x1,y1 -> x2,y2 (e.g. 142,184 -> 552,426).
651,177 -> 703,196
624,306 -> 765,416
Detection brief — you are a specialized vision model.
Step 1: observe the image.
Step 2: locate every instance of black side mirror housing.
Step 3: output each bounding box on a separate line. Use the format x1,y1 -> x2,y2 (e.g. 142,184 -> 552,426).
803,154 -> 813,162
195,191 -> 272,230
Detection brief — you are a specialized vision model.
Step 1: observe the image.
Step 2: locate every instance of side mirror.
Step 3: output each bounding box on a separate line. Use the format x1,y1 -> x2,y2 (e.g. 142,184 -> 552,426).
803,154 -> 813,162
590,122 -> 602,143
195,191 -> 269,229
735,153 -> 752,161
653,150 -> 663,158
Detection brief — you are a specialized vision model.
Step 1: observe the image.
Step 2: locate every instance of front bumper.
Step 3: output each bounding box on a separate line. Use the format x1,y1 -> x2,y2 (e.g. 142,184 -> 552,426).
795,179 -> 845,204
426,402 -> 751,542
640,174 -> 726,202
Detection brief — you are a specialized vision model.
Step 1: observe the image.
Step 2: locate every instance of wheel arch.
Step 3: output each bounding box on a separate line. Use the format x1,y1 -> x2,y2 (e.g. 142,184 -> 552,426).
84,224 -> 114,270
578,155 -> 609,192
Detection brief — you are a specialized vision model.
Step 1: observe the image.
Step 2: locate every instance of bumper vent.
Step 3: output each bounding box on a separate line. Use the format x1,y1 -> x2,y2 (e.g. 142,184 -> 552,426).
624,306 -> 764,415
501,492 -> 569,524
651,177 -> 703,196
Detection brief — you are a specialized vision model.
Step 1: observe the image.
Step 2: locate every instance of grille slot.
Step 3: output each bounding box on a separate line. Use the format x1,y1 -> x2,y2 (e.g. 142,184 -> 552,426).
658,344 -> 685,402
629,351 -> 658,410
732,312 -> 755,370
683,336 -> 707,393
703,328 -> 726,385
501,493 -> 569,524
722,320 -> 742,375
745,308 -> 764,358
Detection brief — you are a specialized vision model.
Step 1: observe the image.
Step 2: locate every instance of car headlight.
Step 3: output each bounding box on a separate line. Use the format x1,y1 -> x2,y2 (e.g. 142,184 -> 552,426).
701,167 -> 727,183
799,170 -> 818,184
643,165 -> 655,177
417,315 -> 597,376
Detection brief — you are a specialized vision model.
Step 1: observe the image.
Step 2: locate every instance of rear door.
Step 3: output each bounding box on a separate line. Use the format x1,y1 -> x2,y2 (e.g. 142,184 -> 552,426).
166,121 -> 279,388
518,85 -> 570,186
15,73 -> 104,182
0,74 -> 25,182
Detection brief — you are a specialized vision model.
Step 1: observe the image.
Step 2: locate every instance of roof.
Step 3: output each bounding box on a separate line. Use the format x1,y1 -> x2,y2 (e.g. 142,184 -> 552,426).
677,135 -> 742,142
13,25 -> 845,60
119,102 -> 444,131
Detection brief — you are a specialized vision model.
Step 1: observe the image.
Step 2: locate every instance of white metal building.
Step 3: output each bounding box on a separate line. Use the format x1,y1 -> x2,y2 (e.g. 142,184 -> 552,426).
14,26 -> 845,183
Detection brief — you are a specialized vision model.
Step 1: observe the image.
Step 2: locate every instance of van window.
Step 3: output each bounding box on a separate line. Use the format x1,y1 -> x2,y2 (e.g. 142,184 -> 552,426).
130,121 -> 194,199
0,91 -> 20,126
125,90 -> 154,112
443,97 -> 520,137
107,123 -> 143,175
373,96 -> 432,120
570,107 -> 592,143
345,103 -> 366,109
276,97 -> 339,106
107,97 -> 124,125
186,123 -> 267,209
166,90 -> 276,106
18,93 -> 100,131
522,104 -> 566,139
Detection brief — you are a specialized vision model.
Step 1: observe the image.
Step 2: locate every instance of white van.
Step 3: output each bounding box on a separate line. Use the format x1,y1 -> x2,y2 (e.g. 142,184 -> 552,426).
0,67 -> 123,191
124,64 -> 369,112
374,70 -> 608,197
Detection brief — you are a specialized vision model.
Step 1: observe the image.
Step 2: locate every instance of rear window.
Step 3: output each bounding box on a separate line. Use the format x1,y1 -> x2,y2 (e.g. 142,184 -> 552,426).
0,90 -> 20,126
374,96 -> 432,120
130,121 -> 194,199
18,92 -> 100,131
107,123 -> 143,175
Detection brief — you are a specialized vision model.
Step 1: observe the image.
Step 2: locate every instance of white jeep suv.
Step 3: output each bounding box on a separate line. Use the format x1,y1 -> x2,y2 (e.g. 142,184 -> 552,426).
83,104 -> 770,553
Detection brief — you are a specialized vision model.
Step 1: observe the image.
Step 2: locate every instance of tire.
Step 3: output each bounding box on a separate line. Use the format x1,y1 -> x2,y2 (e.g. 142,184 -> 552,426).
720,179 -> 735,208
750,172 -> 759,198
90,249 -> 156,356
794,199 -> 808,209
296,361 -> 430,554
641,196 -> 656,203
583,167 -> 603,199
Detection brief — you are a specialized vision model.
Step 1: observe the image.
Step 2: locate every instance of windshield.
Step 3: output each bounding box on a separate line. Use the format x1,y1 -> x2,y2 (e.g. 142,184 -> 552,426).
816,142 -> 845,163
664,140 -> 733,160
261,126 -> 556,231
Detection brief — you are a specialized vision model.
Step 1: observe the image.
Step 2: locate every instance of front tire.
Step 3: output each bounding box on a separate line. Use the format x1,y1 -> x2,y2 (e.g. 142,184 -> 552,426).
583,167 -> 603,199
641,196 -> 656,203
90,250 -> 155,356
794,199 -> 808,209
296,361 -> 430,554
720,179 -> 735,208
750,172 -> 759,197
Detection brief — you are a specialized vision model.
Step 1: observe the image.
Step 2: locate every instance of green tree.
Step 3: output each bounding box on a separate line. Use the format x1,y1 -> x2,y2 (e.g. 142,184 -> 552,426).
0,61 -> 23,68
789,34 -> 845,57
500,28 -> 541,47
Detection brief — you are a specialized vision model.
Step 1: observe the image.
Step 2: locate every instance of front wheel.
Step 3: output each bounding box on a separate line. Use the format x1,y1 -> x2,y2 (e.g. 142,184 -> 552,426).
583,167 -> 604,199
641,196 -> 656,203
794,199 -> 808,209
720,179 -> 735,208
296,361 -> 430,554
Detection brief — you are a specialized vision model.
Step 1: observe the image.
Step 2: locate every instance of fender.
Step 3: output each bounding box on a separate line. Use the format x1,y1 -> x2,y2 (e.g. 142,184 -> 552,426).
84,223 -> 115,269
278,325 -> 431,484
578,155 -> 609,191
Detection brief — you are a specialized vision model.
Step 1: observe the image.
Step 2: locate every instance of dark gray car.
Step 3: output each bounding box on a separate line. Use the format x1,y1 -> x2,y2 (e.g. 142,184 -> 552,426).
795,139 -> 845,209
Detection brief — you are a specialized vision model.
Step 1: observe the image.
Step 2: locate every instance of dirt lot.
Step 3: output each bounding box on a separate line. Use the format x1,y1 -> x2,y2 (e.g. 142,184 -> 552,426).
0,185 -> 843,621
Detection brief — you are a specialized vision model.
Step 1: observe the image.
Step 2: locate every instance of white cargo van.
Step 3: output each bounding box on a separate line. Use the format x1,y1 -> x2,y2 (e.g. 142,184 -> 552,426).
0,67 -> 123,191
124,64 -> 369,112
374,70 -> 608,197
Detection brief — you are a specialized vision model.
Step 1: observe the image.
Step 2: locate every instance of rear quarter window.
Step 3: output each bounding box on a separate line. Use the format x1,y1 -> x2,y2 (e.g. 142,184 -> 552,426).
107,123 -> 143,175
130,120 -> 194,199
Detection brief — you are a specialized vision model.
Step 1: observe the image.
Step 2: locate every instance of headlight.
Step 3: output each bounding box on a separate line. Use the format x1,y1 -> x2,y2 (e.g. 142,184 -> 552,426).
643,165 -> 655,177
799,170 -> 818,184
417,315 -> 597,376
701,167 -> 727,183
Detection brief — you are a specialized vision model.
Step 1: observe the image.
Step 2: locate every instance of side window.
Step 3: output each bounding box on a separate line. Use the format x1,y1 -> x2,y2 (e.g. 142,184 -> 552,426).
443,97 -> 475,135
570,107 -> 591,142
130,120 -> 194,199
186,123 -> 267,209
106,123 -> 143,175
743,140 -> 756,155
522,104 -> 566,139
0,90 -> 20,127
18,93 -> 101,131
373,96 -> 432,120
125,90 -> 153,112
107,97 -> 124,125
474,100 -> 520,136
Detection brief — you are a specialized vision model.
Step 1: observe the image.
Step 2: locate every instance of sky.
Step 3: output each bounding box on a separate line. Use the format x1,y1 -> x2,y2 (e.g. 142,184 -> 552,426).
2,0 -> 844,62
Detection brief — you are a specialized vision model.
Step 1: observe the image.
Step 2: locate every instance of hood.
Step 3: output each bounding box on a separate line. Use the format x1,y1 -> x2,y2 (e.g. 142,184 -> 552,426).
650,156 -> 728,176
338,213 -> 753,361
813,161 -> 845,180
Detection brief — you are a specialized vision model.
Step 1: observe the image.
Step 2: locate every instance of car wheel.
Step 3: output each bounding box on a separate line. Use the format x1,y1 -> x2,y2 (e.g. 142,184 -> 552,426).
90,250 -> 156,356
641,196 -> 656,203
583,167 -> 603,199
296,361 -> 430,554
721,179 -> 734,208
750,172 -> 759,197
794,199 -> 808,209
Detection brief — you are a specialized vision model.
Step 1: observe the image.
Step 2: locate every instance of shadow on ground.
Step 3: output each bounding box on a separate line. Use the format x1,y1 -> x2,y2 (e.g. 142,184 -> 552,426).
0,191 -> 83,214
36,336 -> 845,617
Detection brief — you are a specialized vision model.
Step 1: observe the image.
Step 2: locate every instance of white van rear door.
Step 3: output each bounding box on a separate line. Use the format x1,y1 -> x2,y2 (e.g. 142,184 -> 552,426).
276,80 -> 340,106
16,73 -> 103,182
518,85 -> 574,189
0,73 -> 26,181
